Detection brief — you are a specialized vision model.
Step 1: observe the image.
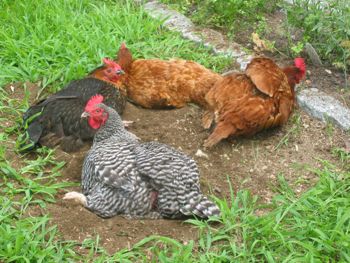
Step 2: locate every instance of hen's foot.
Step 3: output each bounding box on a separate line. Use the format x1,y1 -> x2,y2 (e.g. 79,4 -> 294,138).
122,120 -> 134,128
63,191 -> 87,206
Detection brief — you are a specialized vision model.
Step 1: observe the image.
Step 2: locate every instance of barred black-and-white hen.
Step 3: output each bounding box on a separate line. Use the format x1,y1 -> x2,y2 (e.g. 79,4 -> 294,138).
63,95 -> 220,219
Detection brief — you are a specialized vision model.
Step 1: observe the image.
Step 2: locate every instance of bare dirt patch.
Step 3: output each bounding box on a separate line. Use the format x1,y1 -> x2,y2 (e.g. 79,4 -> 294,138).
3,76 -> 347,253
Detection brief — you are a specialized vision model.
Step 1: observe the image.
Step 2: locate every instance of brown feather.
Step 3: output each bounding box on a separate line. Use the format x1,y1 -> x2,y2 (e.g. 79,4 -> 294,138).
245,57 -> 286,97
204,57 -> 304,147
109,44 -> 222,109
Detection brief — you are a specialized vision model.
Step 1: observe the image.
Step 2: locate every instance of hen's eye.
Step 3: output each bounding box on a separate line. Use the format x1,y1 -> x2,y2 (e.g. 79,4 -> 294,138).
96,109 -> 101,113
106,69 -> 111,73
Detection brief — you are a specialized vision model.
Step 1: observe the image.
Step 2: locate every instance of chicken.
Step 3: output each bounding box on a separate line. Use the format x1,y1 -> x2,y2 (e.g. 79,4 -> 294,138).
202,57 -> 306,147
108,43 -> 222,108
63,95 -> 220,219
21,60 -> 127,152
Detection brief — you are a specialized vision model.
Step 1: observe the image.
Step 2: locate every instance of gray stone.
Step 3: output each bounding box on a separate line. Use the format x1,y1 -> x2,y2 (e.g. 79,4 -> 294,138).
297,88 -> 350,130
144,1 -> 195,32
304,43 -> 322,66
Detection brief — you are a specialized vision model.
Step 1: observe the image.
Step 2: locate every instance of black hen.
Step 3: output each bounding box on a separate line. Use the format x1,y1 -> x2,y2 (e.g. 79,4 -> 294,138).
21,76 -> 126,152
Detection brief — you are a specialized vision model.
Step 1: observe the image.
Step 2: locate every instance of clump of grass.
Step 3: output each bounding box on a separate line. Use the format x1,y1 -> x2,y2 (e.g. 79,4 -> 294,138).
0,202 -> 77,262
274,112 -> 302,150
160,0 -> 281,37
0,0 -> 231,261
129,162 -> 350,261
332,147 -> 350,170
285,0 -> 350,72
0,0 -> 230,92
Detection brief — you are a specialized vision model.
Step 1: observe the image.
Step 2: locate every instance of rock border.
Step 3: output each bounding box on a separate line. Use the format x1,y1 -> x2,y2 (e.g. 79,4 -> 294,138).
137,0 -> 350,131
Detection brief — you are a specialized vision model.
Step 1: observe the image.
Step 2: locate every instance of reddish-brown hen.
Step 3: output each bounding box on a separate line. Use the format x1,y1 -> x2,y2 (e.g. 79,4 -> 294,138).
203,57 -> 306,147
102,43 -> 223,108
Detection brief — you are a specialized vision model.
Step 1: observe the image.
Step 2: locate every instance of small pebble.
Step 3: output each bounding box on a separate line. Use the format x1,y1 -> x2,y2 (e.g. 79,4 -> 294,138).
195,149 -> 209,159
214,186 -> 222,193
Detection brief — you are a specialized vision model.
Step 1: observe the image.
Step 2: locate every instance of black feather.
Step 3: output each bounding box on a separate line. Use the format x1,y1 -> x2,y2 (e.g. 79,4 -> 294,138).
19,78 -> 126,152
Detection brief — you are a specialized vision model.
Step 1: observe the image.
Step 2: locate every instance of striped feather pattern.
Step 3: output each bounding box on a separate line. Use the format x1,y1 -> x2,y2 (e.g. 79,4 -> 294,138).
81,105 -> 220,219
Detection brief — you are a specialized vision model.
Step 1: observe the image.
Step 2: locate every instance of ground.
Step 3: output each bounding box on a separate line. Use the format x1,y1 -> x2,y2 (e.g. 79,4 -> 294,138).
2,6 -> 349,254
3,72 -> 347,253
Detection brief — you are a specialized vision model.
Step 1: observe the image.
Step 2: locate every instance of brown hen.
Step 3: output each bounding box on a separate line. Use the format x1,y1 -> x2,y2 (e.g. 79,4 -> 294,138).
101,43 -> 223,108
203,57 -> 306,147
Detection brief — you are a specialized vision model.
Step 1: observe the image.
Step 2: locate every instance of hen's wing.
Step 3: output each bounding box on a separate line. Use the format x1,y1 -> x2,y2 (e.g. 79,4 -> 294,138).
245,57 -> 287,97
81,142 -> 153,218
82,142 -> 138,195
134,142 -> 220,218
21,78 -> 126,151
135,142 -> 199,188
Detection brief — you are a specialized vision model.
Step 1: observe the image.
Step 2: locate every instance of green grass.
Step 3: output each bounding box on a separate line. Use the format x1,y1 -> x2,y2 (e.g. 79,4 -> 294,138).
1,0 -> 350,262
0,0 -> 230,91
160,0 -> 281,37
285,0 -> 350,72
161,0 -> 349,73
129,164 -> 350,262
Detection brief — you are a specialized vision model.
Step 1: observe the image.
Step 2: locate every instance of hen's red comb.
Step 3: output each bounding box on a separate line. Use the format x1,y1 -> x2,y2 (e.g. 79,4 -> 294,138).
102,58 -> 122,70
103,57 -> 116,66
294,58 -> 306,74
85,94 -> 104,112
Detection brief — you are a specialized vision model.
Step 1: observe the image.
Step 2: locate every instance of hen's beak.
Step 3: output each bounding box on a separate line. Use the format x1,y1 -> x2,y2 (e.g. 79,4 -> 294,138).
81,111 -> 90,118
116,69 -> 125,75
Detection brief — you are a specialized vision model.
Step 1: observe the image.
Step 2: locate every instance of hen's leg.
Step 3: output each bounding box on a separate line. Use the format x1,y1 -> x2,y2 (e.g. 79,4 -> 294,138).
202,110 -> 215,129
204,121 -> 235,147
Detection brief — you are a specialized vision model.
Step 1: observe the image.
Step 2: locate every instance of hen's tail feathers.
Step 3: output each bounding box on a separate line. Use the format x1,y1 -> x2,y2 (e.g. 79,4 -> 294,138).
23,95 -> 77,123
18,119 -> 43,152
19,95 -> 78,152
181,194 -> 220,219
18,107 -> 45,152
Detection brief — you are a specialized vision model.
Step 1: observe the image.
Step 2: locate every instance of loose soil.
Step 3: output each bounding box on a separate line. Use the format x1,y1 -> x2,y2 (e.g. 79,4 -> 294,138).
2,8 -> 349,254
2,77 -> 347,253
